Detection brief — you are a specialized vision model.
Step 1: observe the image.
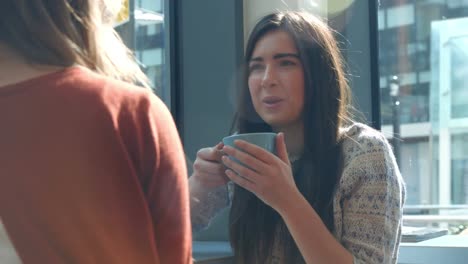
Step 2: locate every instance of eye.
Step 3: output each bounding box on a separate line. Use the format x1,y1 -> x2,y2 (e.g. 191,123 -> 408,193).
249,63 -> 265,73
279,60 -> 296,67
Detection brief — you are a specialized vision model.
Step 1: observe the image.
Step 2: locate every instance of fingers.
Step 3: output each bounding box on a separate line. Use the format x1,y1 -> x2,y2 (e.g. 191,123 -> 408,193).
227,140 -> 273,164
225,169 -> 256,193
221,145 -> 265,172
196,143 -> 224,162
221,155 -> 259,181
275,132 -> 290,165
191,159 -> 229,188
191,143 -> 229,188
214,142 -> 224,151
191,172 -> 229,188
193,158 -> 225,176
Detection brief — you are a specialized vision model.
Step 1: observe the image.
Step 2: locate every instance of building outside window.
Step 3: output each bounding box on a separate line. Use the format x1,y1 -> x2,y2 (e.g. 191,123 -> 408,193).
378,0 -> 468,232
115,0 -> 167,104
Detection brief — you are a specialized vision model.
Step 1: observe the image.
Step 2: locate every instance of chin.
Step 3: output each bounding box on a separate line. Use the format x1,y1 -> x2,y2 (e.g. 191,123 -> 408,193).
262,118 -> 287,129
261,115 -> 302,131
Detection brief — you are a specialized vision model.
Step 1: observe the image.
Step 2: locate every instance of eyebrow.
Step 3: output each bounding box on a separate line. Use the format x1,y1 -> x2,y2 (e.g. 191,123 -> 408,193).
250,53 -> 300,62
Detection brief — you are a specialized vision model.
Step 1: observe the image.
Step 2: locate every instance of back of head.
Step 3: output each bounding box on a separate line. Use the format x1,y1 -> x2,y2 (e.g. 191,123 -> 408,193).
0,0 -> 148,86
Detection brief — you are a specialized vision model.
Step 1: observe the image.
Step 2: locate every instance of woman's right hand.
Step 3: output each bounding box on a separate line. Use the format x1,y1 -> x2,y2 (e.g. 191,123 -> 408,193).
189,142 -> 230,189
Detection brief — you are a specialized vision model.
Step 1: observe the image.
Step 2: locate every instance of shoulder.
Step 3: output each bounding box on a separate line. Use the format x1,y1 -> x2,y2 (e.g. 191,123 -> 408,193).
63,66 -> 166,115
339,122 -> 392,167
69,67 -> 153,98
333,123 -> 406,261
340,122 -> 388,148
338,122 -> 405,193
60,67 -> 175,143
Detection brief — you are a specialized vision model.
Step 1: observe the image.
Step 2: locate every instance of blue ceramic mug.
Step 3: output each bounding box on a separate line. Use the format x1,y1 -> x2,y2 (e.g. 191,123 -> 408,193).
222,132 -> 277,167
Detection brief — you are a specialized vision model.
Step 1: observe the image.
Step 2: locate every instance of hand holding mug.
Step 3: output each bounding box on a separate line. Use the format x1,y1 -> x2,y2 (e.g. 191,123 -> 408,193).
190,143 -> 229,189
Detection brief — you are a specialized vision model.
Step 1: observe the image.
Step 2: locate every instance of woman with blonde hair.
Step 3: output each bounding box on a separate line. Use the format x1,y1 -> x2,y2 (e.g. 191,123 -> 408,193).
0,1 -> 191,263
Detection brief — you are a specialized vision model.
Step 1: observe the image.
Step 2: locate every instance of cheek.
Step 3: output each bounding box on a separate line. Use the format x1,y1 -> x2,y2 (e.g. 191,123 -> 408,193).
288,73 -> 305,111
248,75 -> 261,90
290,75 -> 305,112
248,77 -> 261,103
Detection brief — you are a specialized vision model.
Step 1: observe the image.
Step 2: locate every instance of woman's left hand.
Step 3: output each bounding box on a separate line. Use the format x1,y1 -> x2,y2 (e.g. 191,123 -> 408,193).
221,132 -> 299,211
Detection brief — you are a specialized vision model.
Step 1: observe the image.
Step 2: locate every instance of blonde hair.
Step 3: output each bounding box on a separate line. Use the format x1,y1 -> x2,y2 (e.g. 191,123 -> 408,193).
0,0 -> 149,87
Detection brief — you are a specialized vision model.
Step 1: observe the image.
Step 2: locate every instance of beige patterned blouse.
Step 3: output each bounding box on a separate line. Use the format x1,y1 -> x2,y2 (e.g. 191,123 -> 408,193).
191,123 -> 406,263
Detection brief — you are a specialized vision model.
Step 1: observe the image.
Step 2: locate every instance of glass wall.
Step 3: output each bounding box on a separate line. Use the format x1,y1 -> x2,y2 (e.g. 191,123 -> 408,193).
377,0 -> 468,211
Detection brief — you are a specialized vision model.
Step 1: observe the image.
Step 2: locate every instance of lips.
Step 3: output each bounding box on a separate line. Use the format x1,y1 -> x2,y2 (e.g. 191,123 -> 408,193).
262,96 -> 283,108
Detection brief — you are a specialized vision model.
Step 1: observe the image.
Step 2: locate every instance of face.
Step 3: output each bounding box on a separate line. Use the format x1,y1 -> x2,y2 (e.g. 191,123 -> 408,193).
248,30 -> 305,130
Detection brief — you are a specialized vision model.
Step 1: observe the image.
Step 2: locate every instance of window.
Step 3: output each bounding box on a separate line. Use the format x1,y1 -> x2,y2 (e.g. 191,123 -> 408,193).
190,0 -> 380,243
182,0 -> 468,262
377,0 -> 468,232
387,4 -> 415,29
114,0 -> 169,106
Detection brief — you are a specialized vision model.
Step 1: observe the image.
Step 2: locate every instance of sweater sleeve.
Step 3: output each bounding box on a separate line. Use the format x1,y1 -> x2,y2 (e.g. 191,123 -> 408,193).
190,183 -> 230,233
140,93 -> 192,264
334,127 -> 406,264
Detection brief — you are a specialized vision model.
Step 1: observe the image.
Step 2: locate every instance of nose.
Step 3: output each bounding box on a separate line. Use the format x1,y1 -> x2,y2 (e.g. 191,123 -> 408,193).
260,65 -> 278,88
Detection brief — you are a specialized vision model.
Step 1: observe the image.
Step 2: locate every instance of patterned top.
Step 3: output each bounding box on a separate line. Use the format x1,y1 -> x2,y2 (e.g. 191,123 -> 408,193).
191,123 -> 406,263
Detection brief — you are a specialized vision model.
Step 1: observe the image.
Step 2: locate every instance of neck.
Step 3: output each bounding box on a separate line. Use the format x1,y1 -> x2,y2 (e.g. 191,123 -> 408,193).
272,122 -> 304,158
0,43 -> 64,87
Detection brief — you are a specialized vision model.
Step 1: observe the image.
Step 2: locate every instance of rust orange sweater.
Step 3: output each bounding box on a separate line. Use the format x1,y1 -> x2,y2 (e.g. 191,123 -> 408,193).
0,67 -> 191,264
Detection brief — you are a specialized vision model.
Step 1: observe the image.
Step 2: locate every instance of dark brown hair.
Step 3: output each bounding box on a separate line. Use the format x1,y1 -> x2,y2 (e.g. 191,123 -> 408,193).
0,0 -> 148,86
230,11 -> 352,263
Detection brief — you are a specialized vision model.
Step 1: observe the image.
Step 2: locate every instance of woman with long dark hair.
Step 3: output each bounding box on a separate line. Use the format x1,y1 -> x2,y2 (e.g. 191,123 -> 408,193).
190,11 -> 405,264
0,1 -> 191,263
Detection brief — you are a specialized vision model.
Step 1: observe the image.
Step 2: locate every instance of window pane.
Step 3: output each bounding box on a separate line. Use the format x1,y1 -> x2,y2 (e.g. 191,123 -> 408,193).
452,133 -> 468,204
387,4 -> 415,28
450,37 -> 468,118
244,0 -> 327,36
378,0 -> 468,214
115,0 -> 167,103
